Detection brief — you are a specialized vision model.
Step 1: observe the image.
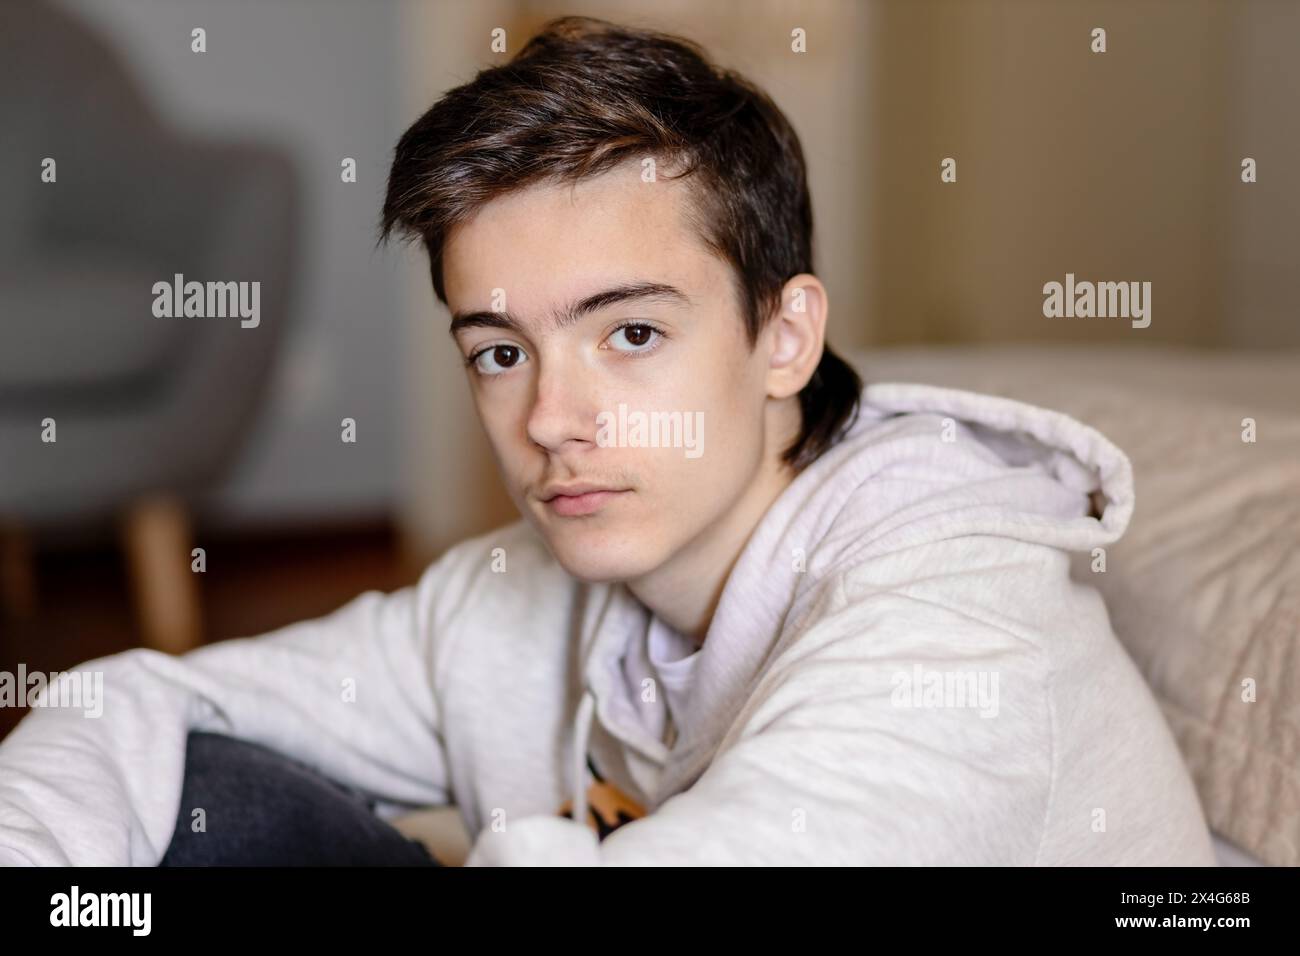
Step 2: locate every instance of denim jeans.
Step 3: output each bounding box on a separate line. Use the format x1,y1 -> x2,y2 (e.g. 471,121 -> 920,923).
159,730 -> 442,866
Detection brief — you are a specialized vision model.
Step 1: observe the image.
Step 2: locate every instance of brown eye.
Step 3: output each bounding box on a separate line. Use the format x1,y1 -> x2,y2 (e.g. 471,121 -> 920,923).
469,343 -> 529,376
623,325 -> 652,347
608,323 -> 663,353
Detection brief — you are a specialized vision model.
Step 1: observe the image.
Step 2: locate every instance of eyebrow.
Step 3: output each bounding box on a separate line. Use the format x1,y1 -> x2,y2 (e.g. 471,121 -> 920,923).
449,281 -> 691,337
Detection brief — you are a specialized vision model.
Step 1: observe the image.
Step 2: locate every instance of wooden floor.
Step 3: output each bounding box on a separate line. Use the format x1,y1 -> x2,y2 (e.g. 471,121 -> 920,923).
0,519 -> 414,741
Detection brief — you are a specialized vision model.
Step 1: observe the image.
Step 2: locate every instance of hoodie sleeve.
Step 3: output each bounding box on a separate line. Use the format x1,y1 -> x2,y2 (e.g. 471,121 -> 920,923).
0,552 -> 458,867
465,538 -> 1061,866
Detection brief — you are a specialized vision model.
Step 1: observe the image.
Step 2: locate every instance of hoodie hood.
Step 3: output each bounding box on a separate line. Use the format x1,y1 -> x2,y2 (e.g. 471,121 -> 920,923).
566,381 -> 1136,828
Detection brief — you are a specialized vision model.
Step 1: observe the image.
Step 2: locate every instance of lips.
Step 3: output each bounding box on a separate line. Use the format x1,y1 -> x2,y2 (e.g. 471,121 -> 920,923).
542,488 -> 629,517
540,480 -> 617,500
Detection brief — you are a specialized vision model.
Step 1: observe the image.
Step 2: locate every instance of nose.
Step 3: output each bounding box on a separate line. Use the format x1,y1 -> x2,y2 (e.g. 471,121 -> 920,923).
525,353 -> 598,454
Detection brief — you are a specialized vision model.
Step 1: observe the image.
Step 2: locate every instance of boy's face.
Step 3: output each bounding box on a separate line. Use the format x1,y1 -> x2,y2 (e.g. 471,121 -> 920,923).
441,162 -> 782,584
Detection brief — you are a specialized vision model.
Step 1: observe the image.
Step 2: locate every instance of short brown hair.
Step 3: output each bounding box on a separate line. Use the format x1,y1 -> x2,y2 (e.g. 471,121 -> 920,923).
378,15 -> 861,472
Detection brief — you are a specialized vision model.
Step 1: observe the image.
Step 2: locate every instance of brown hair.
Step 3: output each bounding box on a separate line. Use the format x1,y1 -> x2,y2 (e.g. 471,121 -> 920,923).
378,15 -> 862,472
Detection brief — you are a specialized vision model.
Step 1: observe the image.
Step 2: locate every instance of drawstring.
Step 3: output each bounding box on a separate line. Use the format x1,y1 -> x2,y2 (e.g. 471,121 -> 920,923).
571,688 -> 597,829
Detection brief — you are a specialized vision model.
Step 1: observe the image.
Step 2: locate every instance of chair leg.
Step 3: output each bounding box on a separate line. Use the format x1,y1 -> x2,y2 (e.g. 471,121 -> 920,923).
120,493 -> 203,654
0,521 -> 38,621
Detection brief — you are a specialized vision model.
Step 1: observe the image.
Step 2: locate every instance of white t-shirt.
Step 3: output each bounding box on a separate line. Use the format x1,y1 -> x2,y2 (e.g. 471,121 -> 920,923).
645,617 -> 701,749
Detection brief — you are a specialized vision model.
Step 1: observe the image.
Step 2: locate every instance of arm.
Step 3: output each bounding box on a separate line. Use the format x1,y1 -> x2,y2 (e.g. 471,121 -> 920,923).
466,540 -> 1056,865
0,550 -> 459,866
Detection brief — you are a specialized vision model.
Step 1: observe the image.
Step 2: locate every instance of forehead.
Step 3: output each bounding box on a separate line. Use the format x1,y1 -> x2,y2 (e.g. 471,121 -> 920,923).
442,164 -> 718,306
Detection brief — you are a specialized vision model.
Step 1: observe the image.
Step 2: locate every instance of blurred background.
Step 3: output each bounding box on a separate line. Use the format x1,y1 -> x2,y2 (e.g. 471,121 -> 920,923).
1,0 -> 1297,740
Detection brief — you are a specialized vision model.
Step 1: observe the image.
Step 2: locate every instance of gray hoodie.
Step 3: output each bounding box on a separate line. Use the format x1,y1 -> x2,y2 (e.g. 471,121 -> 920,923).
0,382 -> 1216,865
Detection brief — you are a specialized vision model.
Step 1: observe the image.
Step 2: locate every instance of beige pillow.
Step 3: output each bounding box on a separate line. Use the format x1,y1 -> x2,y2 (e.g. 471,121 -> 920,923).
853,344 -> 1300,866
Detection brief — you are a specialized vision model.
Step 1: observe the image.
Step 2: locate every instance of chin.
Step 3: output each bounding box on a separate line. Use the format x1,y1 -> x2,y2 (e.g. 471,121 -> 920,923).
542,522 -> 660,584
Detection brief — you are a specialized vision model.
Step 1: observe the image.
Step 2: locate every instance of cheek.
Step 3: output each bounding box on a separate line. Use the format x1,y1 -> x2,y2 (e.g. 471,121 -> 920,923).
473,389 -> 530,461
626,360 -> 758,490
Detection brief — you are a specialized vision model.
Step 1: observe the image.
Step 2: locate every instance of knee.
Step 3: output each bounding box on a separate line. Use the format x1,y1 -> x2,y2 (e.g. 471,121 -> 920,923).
163,731 -> 351,864
161,731 -> 440,866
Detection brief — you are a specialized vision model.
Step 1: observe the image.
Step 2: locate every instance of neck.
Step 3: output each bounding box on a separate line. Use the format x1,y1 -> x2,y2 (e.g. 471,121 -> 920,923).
627,448 -> 797,647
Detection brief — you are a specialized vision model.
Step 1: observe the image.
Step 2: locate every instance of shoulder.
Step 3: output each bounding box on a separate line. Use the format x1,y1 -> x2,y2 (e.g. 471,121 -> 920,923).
775,553 -> 1058,688
743,539 -> 1079,774
415,517 -> 567,603
412,517 -> 582,653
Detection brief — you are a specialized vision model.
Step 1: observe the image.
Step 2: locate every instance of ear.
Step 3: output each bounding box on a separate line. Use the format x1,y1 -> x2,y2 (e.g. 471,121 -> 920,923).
765,274 -> 828,400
